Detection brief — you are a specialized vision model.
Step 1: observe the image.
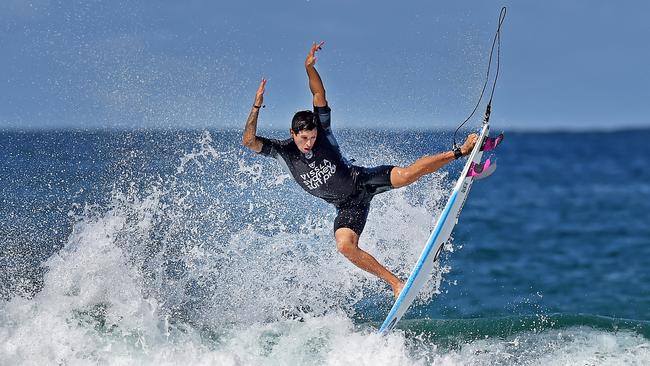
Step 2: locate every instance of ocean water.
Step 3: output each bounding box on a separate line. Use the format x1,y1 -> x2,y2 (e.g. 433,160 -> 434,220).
1,128 -> 649,365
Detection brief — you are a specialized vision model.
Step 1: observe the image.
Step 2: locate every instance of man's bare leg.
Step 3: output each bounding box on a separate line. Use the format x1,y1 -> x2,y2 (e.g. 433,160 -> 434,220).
391,134 -> 478,188
335,228 -> 404,298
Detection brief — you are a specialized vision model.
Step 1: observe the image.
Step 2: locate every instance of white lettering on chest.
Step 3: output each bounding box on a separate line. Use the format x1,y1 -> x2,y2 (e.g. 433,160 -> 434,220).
300,159 -> 337,190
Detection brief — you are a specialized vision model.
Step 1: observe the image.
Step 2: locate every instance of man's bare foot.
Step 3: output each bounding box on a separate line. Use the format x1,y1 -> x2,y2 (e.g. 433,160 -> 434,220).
392,281 -> 405,299
461,133 -> 479,155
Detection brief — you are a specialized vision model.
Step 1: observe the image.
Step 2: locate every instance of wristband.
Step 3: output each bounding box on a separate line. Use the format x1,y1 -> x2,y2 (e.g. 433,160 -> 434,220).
253,105 -> 262,109
453,146 -> 463,159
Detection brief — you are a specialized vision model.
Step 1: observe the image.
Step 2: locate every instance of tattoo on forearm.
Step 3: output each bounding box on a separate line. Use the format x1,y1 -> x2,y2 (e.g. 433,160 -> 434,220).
244,109 -> 259,141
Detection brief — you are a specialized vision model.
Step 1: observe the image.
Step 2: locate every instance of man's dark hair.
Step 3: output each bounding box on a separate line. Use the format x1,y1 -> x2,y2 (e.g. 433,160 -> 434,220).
291,110 -> 317,133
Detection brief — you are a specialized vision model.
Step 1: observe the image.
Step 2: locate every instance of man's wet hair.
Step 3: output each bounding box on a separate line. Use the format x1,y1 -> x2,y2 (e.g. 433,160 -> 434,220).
291,110 -> 318,133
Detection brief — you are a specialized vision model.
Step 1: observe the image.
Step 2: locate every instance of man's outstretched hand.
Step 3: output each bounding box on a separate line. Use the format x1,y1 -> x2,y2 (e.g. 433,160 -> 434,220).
305,41 -> 325,68
254,78 -> 266,107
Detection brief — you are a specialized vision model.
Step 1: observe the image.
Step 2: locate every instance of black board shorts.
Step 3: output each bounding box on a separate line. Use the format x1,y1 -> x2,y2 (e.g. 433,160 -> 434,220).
333,165 -> 394,236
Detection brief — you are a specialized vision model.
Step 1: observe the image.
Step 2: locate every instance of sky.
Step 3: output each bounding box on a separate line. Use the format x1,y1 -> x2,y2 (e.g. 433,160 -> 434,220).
1,0 -> 649,131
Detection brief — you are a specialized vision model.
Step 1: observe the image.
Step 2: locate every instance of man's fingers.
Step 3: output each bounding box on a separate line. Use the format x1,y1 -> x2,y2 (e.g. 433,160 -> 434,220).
310,41 -> 325,54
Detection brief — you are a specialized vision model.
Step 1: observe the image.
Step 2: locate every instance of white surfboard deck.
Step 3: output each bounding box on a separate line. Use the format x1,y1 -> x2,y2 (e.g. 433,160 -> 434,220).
378,121 -> 491,333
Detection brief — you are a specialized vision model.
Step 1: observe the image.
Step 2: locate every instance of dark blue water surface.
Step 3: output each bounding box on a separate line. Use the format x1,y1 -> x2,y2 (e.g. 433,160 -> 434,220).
435,130 -> 650,321
1,128 -> 649,331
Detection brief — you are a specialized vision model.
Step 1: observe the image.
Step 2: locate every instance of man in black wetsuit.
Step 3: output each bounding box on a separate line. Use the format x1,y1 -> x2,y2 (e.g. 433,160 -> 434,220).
243,42 -> 477,298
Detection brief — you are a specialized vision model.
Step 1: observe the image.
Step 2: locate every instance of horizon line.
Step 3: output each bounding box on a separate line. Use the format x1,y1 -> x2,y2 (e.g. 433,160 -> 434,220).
2,125 -> 650,134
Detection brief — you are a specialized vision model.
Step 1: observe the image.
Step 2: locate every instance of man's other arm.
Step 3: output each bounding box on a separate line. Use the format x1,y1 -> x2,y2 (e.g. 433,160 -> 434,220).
242,79 -> 266,153
305,42 -> 327,108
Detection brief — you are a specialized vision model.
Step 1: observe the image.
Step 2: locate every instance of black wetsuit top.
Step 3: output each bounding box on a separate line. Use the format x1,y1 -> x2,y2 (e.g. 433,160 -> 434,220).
256,105 -> 394,235
257,105 -> 356,205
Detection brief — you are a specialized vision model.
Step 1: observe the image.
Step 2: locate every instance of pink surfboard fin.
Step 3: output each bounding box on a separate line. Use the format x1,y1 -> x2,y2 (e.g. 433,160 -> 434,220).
481,133 -> 504,152
467,159 -> 497,180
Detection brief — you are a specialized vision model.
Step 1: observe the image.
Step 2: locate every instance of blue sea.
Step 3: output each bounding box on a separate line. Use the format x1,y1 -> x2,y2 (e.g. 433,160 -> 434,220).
1,127 -> 649,365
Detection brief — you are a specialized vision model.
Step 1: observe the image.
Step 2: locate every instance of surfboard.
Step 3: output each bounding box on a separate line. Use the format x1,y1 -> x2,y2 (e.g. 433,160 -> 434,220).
379,121 -> 501,333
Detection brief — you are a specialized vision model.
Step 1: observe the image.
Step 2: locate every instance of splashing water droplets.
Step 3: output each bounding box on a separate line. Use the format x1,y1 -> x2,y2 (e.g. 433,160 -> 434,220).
0,130 -> 469,364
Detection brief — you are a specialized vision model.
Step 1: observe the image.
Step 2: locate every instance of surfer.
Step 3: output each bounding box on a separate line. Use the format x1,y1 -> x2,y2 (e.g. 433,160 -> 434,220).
242,42 -> 478,298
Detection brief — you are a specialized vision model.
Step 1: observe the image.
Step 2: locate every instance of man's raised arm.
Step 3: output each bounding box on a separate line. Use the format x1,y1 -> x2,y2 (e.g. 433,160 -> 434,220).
242,79 -> 266,153
305,42 -> 327,108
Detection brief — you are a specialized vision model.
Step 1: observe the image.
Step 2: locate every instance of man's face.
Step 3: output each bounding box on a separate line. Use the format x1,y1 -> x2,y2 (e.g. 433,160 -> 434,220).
290,128 -> 318,154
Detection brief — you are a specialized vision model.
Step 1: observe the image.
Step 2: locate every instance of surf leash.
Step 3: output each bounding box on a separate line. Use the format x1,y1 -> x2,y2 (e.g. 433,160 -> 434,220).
452,6 -> 507,151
